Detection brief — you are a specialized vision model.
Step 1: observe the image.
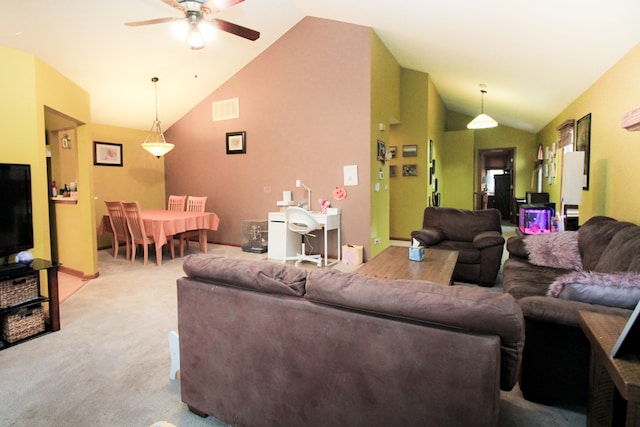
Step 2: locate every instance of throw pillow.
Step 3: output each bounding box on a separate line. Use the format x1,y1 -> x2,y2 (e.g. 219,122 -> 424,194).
524,231 -> 583,270
547,270 -> 640,309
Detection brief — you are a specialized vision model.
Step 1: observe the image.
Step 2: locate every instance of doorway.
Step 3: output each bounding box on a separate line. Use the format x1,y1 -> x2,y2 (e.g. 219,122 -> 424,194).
477,148 -> 516,221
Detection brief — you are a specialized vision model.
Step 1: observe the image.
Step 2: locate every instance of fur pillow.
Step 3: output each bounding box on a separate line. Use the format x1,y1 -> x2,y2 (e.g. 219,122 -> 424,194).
547,270 -> 640,309
524,231 -> 583,270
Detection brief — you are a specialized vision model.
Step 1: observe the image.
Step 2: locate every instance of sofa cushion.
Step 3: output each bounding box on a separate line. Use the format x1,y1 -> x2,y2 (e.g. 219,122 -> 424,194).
502,258 -> 571,300
183,254 -> 307,296
547,270 -> 640,309
506,236 -> 528,259
305,268 -> 524,390
578,216 -> 635,271
524,231 -> 582,270
594,226 -> 640,273
422,207 -> 502,242
437,241 -> 480,264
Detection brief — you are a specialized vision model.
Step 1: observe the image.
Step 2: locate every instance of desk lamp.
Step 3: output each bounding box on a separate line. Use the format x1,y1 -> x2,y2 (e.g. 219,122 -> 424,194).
296,179 -> 311,210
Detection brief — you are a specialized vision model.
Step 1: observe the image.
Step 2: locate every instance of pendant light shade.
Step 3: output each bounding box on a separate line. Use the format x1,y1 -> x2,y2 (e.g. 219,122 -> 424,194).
467,84 -> 498,129
142,77 -> 174,158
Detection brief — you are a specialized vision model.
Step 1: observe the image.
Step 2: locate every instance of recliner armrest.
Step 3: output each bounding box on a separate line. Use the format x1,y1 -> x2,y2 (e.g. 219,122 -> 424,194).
518,296 -> 632,328
506,235 -> 528,259
410,227 -> 445,246
473,231 -> 505,249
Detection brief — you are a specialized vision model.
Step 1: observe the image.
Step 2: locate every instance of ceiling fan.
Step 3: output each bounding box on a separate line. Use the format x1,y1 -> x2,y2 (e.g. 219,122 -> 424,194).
125,0 -> 260,50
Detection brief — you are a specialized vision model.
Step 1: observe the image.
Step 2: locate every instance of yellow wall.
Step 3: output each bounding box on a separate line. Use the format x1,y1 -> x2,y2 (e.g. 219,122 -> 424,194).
0,45 -> 97,289
92,124 -> 166,248
537,42 -> 640,224
445,111 -> 538,208
389,69 -> 428,237
442,130 -> 475,209
369,31 -> 400,257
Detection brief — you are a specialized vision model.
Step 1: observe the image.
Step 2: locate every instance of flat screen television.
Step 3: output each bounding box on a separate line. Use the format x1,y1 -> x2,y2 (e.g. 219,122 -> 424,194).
0,163 -> 34,263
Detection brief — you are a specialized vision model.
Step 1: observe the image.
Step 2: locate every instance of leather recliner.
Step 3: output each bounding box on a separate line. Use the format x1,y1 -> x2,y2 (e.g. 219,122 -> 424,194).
411,207 -> 505,286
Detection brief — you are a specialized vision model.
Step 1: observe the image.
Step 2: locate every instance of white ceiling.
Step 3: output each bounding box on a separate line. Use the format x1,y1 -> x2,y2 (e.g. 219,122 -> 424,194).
1,0 -> 639,133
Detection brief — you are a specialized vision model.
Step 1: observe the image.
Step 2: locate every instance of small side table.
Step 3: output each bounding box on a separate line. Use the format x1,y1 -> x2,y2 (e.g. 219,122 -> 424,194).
578,311 -> 640,427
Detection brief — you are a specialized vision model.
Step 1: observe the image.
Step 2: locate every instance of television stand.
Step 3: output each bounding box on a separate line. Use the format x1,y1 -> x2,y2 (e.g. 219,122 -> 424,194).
0,262 -> 29,273
0,259 -> 60,350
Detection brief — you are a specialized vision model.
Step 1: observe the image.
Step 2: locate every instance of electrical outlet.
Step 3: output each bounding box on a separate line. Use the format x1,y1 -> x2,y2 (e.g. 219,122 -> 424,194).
264,186 -> 271,193
374,238 -> 381,244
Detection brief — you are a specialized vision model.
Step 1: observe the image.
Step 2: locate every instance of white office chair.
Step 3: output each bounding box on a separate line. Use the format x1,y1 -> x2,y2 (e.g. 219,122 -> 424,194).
285,207 -> 322,267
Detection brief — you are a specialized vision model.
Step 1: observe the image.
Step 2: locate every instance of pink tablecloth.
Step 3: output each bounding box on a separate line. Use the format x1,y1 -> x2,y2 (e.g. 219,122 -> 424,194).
140,210 -> 220,247
99,210 -> 220,249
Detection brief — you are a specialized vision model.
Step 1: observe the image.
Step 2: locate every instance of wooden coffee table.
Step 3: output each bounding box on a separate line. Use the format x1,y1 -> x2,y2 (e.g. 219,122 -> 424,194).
356,246 -> 458,286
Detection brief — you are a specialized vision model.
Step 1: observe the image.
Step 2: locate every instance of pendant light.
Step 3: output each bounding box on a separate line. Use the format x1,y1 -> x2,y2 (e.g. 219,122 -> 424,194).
141,77 -> 175,158
467,84 -> 498,129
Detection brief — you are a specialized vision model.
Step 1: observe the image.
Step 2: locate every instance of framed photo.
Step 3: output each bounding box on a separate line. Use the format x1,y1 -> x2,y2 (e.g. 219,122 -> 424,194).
389,165 -> 397,177
402,164 -> 417,176
93,141 -> 123,166
575,113 -> 591,190
402,145 -> 417,157
377,139 -> 386,162
226,131 -> 246,154
388,146 -> 397,158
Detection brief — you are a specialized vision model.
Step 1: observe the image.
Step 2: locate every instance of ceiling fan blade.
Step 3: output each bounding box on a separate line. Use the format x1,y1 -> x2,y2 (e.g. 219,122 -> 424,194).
125,17 -> 181,27
202,0 -> 244,14
211,18 -> 259,41
160,0 -> 186,11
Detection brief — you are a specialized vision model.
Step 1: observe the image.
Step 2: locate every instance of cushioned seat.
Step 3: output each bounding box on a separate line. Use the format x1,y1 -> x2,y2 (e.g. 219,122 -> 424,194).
411,207 -> 505,286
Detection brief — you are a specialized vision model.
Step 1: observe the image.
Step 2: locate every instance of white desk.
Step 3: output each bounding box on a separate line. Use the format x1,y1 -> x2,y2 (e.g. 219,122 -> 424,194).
268,211 -> 341,266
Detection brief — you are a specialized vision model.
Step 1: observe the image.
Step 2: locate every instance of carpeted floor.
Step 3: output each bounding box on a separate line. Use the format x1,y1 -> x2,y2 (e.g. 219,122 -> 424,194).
0,240 -> 586,426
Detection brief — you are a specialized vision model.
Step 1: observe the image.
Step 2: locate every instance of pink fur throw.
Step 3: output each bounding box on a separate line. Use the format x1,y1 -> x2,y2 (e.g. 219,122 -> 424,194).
524,231 -> 583,270
547,270 -> 640,309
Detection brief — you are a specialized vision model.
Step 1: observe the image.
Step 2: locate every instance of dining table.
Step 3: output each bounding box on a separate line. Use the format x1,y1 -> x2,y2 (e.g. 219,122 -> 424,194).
99,209 -> 220,266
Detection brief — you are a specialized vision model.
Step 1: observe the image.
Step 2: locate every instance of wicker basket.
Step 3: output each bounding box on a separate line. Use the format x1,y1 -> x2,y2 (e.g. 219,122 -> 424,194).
0,273 -> 39,309
1,305 -> 45,343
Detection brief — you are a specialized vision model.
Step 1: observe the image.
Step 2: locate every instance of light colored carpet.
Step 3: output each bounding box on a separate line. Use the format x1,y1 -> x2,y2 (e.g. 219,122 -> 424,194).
0,242 -> 586,426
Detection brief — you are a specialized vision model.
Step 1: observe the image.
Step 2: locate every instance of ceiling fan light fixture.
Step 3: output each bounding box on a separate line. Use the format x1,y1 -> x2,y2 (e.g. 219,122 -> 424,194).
188,24 -> 205,49
142,77 -> 175,158
172,20 -> 190,40
467,85 -> 498,129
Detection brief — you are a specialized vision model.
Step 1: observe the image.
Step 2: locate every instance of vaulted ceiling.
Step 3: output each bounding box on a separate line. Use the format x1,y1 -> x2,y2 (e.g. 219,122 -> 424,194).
1,0 -> 639,133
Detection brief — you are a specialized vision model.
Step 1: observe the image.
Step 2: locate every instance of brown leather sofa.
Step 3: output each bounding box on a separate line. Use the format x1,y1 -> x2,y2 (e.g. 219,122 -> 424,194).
411,207 -> 505,286
503,216 -> 640,406
178,255 -> 524,427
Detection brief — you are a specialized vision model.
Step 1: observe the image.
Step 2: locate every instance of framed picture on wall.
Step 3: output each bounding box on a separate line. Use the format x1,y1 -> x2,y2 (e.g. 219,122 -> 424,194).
389,165 -> 397,177
93,141 -> 123,166
388,146 -> 397,158
402,164 -> 417,176
575,113 -> 591,190
226,131 -> 246,154
402,145 -> 417,157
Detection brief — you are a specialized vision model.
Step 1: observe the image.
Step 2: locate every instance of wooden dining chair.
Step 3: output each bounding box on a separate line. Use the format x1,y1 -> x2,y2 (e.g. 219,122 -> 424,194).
105,200 -> 130,260
168,195 -> 187,211
179,196 -> 208,257
122,201 -> 174,265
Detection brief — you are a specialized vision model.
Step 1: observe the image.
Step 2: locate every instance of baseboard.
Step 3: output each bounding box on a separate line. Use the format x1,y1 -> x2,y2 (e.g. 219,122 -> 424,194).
58,265 -> 99,280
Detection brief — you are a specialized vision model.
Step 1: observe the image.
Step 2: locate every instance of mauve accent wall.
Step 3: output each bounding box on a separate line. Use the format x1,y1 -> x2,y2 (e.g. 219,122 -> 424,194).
164,17 -> 373,260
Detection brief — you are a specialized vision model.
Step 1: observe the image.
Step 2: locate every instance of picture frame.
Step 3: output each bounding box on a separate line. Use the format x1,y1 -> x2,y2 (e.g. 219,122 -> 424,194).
389,165 -> 397,177
93,141 -> 123,166
402,145 -> 417,157
402,164 -> 417,176
575,113 -> 591,190
377,139 -> 386,162
388,146 -> 397,158
226,131 -> 246,154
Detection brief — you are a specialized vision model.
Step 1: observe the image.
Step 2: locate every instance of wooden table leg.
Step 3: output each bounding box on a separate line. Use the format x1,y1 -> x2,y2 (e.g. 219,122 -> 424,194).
199,229 -> 207,253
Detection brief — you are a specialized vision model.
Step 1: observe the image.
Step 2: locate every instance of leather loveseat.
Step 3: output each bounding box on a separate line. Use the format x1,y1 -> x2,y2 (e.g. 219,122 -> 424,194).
178,254 -> 524,427
503,216 -> 640,406
411,207 -> 505,286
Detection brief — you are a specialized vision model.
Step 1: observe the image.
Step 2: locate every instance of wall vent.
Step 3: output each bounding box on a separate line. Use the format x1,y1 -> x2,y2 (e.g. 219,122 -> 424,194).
212,98 -> 239,121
